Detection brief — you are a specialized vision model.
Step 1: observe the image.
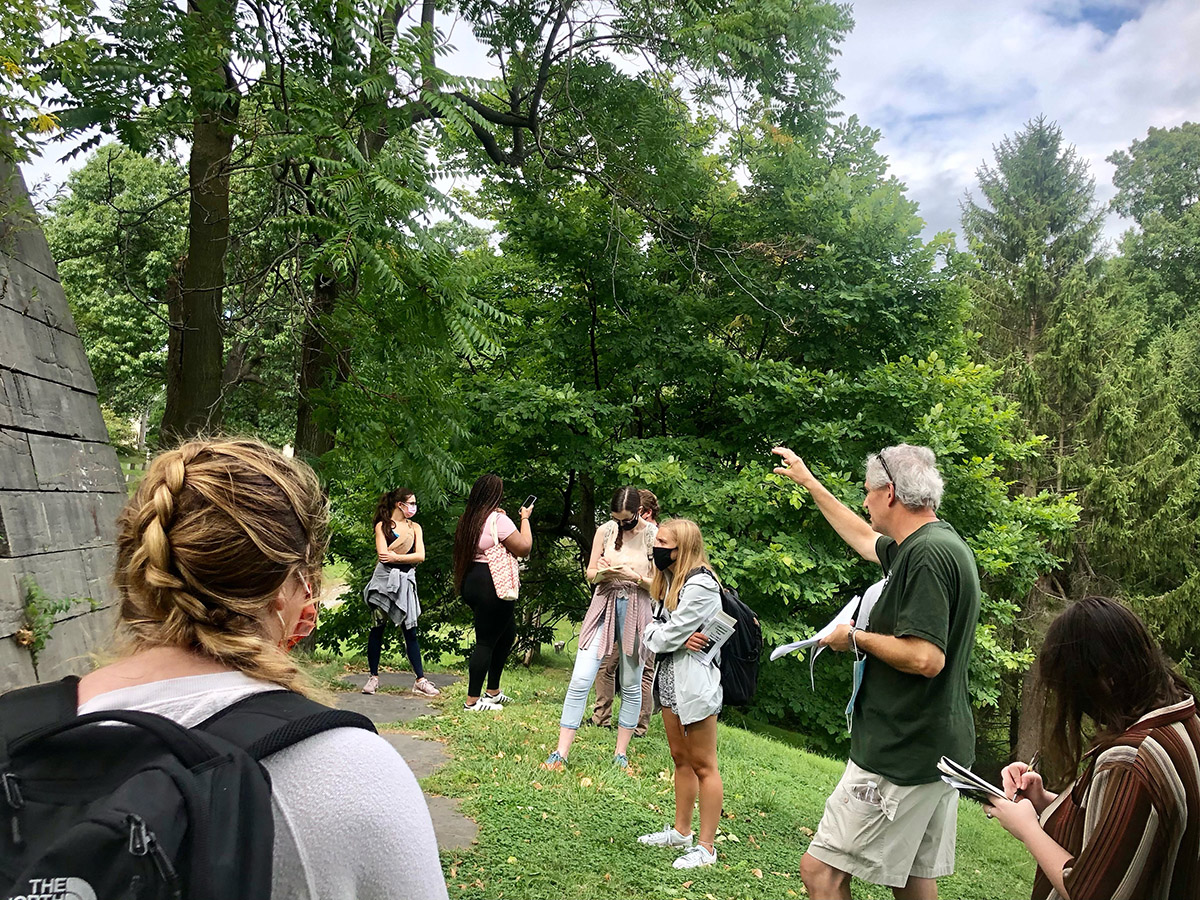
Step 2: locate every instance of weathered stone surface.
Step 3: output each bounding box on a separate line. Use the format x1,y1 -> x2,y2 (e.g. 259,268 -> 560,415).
380,732 -> 452,779
0,253 -> 77,335
0,160 -> 57,284
0,370 -> 108,441
0,489 -> 125,558
28,433 -> 124,493
35,605 -> 117,682
0,156 -> 126,691
0,304 -> 97,393
422,796 -> 478,851
0,544 -> 120,636
0,428 -> 37,490
332,690 -> 439,725
0,635 -> 37,688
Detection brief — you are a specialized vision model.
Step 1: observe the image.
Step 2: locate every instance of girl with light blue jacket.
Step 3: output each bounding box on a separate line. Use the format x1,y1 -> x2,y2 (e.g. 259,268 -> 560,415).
638,518 -> 725,870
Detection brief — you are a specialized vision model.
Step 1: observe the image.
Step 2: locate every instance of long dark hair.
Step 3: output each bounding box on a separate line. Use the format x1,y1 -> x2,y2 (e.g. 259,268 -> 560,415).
372,488 -> 414,529
1039,596 -> 1192,787
610,485 -> 641,551
453,474 -> 504,592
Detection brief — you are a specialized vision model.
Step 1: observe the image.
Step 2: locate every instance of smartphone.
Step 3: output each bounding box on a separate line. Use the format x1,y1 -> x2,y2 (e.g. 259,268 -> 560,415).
523,494 -> 537,509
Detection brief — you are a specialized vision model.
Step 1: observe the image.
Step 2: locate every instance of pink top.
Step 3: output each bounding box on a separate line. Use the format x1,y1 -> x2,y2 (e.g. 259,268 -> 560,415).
473,511 -> 517,562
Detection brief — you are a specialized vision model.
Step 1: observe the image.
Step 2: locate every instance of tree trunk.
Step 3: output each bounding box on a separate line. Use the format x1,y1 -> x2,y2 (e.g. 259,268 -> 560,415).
294,275 -> 343,459
160,0 -> 239,444
1015,655 -> 1047,763
1013,575 -> 1061,761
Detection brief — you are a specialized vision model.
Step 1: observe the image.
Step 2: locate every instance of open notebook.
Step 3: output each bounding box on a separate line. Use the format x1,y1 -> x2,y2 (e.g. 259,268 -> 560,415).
937,756 -> 1006,803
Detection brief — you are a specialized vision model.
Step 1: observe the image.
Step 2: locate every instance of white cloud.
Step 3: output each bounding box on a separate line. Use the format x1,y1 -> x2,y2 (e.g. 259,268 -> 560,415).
835,0 -> 1200,247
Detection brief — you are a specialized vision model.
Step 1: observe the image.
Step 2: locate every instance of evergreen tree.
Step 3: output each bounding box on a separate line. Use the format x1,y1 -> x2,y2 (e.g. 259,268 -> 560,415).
962,116 -> 1111,758
964,117 -> 1200,755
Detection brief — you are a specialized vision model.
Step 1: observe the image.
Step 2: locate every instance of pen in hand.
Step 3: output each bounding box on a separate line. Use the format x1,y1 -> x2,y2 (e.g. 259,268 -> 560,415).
1012,751 -> 1041,801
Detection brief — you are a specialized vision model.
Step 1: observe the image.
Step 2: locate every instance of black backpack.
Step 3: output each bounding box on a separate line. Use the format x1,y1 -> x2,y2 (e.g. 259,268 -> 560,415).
0,676 -> 376,900
689,567 -> 763,706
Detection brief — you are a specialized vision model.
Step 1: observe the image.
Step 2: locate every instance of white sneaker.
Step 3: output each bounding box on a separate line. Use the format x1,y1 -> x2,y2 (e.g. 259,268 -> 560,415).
672,845 -> 716,869
413,677 -> 441,697
361,675 -> 379,695
637,826 -> 693,848
464,695 -> 503,711
486,690 -> 514,704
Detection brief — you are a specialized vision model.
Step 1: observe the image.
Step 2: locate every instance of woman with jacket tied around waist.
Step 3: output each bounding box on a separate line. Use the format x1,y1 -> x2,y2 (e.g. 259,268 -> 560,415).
542,486 -> 656,771
591,489 -> 661,734
362,488 -> 440,697
637,518 -> 725,871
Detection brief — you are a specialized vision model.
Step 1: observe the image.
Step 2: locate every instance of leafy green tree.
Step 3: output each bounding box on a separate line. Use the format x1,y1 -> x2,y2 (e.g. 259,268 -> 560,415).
359,108 -> 1077,753
1100,124 -> 1200,674
42,145 -> 184,418
0,0 -> 93,161
962,116 -> 1200,756
1109,122 -> 1200,333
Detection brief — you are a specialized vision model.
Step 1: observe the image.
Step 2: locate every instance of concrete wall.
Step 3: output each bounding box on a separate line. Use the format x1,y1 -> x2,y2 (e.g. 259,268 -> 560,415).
1,155 -> 124,689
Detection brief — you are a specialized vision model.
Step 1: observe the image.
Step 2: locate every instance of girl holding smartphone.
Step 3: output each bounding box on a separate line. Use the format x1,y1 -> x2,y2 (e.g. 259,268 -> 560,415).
542,486 -> 656,770
452,474 -> 534,711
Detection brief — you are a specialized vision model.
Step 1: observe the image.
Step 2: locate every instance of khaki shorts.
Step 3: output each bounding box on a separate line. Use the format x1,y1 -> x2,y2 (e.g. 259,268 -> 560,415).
806,760 -> 958,889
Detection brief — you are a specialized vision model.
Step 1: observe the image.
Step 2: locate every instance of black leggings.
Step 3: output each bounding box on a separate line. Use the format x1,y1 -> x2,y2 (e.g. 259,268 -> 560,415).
463,562 -> 517,696
367,621 -> 424,679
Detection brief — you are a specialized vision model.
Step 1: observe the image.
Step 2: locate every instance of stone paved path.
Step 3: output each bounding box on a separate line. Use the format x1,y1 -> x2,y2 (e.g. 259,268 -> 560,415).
334,671 -> 477,851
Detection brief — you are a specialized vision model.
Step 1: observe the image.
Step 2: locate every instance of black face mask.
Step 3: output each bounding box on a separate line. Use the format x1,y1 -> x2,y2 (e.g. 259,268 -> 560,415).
617,514 -> 640,531
652,546 -> 676,571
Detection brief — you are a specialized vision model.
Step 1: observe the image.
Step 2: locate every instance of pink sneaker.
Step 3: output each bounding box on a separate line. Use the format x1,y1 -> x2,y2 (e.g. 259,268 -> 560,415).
413,677 -> 441,697
362,675 -> 379,695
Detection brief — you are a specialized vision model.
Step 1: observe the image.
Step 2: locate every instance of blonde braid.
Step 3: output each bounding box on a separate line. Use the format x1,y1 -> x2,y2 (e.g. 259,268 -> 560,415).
115,439 -> 327,695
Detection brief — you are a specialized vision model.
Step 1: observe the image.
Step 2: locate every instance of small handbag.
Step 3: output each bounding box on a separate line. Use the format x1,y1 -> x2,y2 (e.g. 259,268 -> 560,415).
483,511 -> 520,600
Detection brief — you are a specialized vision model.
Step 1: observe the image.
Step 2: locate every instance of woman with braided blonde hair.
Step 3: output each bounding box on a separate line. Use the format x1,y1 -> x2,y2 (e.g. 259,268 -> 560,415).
74,439 -> 448,900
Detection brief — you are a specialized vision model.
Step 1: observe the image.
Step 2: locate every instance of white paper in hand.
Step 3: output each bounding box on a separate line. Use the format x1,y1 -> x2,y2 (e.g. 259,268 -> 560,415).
768,579 -> 888,689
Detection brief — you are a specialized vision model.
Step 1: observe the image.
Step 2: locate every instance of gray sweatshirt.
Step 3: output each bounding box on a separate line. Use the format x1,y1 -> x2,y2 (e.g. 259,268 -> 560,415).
79,671 -> 449,900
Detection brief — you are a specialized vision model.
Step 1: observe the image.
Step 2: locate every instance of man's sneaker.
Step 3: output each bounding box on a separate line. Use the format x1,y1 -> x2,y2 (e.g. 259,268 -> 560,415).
672,845 -> 717,869
361,675 -> 379,695
413,677 -> 441,697
464,695 -> 503,711
613,753 -> 629,768
486,690 -> 514,704
540,751 -> 568,772
637,826 -> 693,848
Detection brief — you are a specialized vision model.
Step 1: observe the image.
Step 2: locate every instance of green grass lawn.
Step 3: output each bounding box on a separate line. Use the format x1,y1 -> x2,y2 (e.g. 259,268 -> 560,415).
398,661 -> 1035,900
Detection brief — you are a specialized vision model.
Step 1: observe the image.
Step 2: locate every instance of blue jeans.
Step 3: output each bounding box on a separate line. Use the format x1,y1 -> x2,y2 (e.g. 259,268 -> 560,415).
561,596 -> 643,730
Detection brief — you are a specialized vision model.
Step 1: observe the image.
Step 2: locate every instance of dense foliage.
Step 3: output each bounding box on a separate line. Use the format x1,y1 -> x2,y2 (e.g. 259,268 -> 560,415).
24,0 -> 1199,758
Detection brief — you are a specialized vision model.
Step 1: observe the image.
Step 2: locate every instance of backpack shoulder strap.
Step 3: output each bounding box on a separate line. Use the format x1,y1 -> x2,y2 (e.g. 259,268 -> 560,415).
198,690 -> 377,761
0,677 -> 79,759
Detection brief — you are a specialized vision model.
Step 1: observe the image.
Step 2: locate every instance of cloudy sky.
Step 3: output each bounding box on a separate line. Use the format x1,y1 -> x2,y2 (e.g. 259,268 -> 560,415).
834,0 -> 1200,246
22,0 -> 1200,248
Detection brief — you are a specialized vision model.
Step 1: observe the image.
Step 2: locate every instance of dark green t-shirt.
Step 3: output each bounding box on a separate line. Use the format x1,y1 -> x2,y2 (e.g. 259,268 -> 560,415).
849,520 -> 981,785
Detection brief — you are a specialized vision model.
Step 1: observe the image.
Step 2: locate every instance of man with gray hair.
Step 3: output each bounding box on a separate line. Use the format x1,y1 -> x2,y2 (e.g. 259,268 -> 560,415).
772,444 -> 980,900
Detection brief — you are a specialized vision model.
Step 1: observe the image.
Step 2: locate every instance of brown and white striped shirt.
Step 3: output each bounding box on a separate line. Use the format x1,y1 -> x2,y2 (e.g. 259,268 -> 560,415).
1032,696 -> 1200,900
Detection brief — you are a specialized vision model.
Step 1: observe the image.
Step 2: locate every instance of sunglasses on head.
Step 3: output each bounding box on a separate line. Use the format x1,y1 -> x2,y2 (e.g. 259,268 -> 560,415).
877,449 -> 895,487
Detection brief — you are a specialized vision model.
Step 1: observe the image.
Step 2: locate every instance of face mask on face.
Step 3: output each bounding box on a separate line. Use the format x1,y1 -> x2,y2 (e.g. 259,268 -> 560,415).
617,514 -> 639,531
652,546 -> 676,571
403,502 -> 417,518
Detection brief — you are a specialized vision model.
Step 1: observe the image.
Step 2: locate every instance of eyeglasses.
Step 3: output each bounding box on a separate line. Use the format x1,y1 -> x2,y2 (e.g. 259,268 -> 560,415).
877,449 -> 895,488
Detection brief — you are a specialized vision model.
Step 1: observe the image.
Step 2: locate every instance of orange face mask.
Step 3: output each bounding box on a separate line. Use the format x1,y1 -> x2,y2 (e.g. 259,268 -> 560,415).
285,602 -> 319,650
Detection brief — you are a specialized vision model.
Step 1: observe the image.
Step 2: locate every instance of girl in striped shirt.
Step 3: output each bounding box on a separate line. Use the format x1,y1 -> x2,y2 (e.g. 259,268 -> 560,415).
986,597 -> 1199,900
